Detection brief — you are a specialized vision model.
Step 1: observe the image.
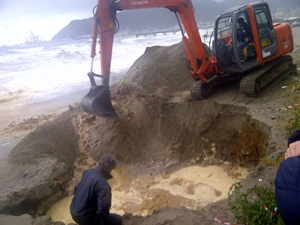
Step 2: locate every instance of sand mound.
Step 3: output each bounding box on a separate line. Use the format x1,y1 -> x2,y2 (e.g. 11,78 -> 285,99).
77,42 -> 269,177
111,42 -> 211,99
8,111 -> 79,174
115,42 -> 194,94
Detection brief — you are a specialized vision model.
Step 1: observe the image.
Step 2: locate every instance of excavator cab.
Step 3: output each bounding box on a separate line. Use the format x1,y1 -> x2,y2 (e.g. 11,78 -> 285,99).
214,8 -> 259,72
213,2 -> 295,96
214,2 -> 292,73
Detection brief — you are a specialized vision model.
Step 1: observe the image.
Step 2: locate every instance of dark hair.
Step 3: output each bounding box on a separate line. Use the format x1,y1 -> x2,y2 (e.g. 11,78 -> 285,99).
238,18 -> 244,23
99,154 -> 117,172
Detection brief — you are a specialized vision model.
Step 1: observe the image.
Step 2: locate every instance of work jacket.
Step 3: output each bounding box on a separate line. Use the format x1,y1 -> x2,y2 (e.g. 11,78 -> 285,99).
237,23 -> 252,43
70,165 -> 112,224
275,129 -> 300,224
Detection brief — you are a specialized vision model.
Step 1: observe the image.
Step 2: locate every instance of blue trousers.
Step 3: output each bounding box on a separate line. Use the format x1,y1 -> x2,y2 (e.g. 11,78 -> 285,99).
227,42 -> 248,61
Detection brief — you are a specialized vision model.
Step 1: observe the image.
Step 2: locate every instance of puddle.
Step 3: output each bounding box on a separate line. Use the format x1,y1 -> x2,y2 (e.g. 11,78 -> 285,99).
47,164 -> 250,224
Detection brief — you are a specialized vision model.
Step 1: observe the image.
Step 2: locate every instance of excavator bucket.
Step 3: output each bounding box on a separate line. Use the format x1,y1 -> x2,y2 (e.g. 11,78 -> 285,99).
81,0 -> 119,119
81,85 -> 119,119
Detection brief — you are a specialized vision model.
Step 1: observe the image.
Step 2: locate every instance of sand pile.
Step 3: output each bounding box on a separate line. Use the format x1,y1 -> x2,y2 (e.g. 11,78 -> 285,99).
76,42 -> 268,175
8,111 -> 79,172
114,43 -> 194,95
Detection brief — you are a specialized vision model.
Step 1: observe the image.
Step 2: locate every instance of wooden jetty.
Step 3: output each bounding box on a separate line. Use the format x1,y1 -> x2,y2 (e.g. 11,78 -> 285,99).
135,29 -> 185,38
134,24 -> 214,38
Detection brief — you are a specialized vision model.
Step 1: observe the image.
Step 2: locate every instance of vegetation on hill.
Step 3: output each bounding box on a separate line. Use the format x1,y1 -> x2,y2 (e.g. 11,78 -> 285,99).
52,0 -> 300,40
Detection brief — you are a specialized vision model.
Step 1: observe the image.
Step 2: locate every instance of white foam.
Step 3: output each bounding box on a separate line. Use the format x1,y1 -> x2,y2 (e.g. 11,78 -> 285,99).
0,28 -> 214,104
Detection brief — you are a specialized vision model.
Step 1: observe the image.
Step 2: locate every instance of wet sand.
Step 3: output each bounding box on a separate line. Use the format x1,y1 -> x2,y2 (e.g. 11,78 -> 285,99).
47,164 -> 250,224
0,69 -> 127,134
0,82 -> 90,183
0,82 -> 88,132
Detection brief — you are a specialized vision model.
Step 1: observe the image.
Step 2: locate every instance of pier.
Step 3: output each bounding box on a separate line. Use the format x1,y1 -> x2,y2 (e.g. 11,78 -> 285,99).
135,29 -> 185,38
134,24 -> 213,38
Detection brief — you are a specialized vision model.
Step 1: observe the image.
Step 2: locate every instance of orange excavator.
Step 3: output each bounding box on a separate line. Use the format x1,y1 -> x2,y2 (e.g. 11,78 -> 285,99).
81,0 -> 296,118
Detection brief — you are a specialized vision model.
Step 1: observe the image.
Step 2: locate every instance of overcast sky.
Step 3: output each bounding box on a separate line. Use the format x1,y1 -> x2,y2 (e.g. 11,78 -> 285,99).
0,0 -> 97,45
0,0 -> 225,46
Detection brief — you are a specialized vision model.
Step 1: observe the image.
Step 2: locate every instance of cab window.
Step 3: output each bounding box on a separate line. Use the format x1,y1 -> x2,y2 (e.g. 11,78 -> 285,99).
255,9 -> 273,48
217,16 -> 232,45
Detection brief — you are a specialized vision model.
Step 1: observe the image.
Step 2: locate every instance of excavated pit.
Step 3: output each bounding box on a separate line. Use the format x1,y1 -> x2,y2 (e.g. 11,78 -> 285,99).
46,42 -> 272,224
45,91 -> 271,223
76,42 -> 271,174
47,98 -> 270,224
78,98 -> 268,173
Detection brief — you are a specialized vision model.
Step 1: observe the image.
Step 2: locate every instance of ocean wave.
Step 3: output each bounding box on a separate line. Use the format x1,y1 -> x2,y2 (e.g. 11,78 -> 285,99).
0,49 -> 20,55
0,33 -> 213,106
56,50 -> 86,60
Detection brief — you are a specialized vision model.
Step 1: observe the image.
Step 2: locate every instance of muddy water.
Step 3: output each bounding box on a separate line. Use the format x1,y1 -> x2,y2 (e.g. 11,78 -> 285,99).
47,164 -> 250,224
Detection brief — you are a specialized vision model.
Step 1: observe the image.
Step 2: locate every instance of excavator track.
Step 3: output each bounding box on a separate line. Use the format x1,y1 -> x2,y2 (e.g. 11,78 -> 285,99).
240,55 -> 296,97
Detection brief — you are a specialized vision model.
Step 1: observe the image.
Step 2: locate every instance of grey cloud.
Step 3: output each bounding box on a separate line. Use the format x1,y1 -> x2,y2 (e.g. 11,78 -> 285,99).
1,0 -> 96,15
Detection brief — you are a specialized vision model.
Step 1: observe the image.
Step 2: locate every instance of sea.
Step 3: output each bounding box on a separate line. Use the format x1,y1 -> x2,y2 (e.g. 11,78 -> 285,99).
0,28 -> 213,110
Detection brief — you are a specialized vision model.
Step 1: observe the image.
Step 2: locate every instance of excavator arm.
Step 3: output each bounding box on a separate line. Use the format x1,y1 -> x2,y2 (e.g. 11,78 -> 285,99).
82,0 -> 218,118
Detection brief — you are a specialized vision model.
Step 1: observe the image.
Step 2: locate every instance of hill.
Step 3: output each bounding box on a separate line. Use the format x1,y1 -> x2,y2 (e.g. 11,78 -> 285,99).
52,0 -> 300,40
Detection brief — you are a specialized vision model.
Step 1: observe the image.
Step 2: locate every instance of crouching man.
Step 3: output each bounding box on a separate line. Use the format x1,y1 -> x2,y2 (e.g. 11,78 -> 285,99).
70,154 -> 122,225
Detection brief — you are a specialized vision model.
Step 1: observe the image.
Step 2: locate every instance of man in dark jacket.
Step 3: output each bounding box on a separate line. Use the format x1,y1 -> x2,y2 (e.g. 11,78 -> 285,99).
275,130 -> 300,224
227,17 -> 252,63
70,154 -> 122,225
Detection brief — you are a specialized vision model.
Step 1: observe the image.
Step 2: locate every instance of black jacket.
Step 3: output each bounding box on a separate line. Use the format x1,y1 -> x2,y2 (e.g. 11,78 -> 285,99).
70,165 -> 112,224
237,23 -> 252,43
275,129 -> 300,224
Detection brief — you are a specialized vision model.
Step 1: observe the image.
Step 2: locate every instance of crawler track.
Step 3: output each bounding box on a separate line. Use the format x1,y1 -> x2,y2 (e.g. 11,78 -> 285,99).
240,55 -> 297,97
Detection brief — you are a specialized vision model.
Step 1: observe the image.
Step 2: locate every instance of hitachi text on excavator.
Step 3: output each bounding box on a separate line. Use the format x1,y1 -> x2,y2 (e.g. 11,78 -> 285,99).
81,0 -> 297,119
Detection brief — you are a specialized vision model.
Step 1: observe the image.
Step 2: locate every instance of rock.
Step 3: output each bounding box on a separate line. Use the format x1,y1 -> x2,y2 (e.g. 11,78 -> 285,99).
0,158 -> 69,213
0,111 -> 79,214
68,105 -> 76,111
36,191 -> 68,216
32,215 -> 52,225
0,214 -> 33,225
122,201 -> 234,225
51,222 -> 66,225
32,215 -> 68,225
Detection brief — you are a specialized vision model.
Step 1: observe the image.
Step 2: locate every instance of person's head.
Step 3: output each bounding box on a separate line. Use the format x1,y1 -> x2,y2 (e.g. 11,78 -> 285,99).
98,154 -> 117,179
238,17 -> 245,27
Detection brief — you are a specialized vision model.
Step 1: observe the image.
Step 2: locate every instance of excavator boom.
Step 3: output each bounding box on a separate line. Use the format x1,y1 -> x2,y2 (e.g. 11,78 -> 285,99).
81,0 -> 118,118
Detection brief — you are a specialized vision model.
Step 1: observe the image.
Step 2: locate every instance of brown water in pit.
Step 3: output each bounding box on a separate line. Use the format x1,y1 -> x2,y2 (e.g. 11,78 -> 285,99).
47,164 -> 250,224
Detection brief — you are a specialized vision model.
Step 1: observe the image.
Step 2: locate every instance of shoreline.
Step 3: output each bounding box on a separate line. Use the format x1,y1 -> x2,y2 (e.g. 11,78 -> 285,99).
0,67 -> 128,132
0,68 -> 127,165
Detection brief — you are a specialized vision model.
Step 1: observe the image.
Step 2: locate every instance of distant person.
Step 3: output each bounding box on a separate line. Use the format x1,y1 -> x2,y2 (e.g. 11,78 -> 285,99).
275,129 -> 300,224
227,17 -> 252,63
70,154 -> 122,225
